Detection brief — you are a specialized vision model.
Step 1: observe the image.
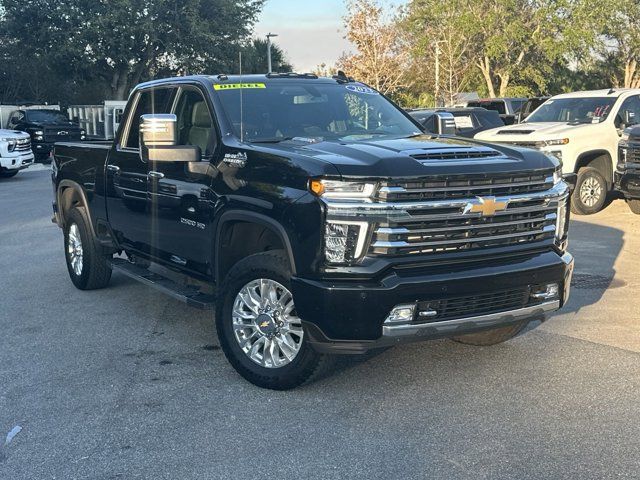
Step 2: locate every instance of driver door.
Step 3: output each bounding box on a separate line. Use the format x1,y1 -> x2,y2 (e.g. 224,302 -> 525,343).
145,85 -> 219,277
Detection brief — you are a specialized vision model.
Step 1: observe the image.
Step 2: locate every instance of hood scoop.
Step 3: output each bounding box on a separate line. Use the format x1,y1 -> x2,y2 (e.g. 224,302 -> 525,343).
410,147 -> 504,166
498,129 -> 535,134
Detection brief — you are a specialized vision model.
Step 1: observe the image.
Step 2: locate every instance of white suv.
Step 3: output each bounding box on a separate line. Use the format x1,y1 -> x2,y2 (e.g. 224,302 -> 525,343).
0,129 -> 34,178
475,89 -> 640,214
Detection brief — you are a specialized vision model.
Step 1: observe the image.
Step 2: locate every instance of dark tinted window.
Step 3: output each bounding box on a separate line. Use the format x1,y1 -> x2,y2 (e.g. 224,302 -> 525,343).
467,101 -> 507,115
25,110 -> 69,124
510,100 -> 526,113
125,88 -> 174,149
527,97 -> 617,123
618,95 -> 640,127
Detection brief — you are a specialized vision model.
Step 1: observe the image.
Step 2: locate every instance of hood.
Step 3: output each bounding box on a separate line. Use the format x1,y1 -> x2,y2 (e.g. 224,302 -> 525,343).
254,135 -> 555,178
24,121 -> 80,129
475,121 -> 603,142
0,129 -> 30,139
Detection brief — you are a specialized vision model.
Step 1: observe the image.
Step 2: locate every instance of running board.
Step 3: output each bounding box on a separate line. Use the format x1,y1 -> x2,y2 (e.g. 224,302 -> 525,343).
109,258 -> 216,310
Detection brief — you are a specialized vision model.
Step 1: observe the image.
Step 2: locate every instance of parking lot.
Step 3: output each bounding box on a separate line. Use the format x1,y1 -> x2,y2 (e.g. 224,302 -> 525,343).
1,168 -> 640,479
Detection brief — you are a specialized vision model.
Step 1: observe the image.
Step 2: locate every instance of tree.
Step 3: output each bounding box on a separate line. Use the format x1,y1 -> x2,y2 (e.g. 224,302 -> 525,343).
403,0 -> 605,99
337,0 -> 407,96
238,38 -> 292,74
602,0 -> 640,88
0,0 -> 265,100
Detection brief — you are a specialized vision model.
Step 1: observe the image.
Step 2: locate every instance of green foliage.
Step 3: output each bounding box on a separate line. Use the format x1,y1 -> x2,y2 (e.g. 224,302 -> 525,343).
0,0 -> 267,102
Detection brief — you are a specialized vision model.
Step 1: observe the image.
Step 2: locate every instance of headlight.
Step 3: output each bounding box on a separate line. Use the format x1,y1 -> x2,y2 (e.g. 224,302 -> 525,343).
544,138 -> 569,146
35,135 -> 44,141
34,130 -> 44,135
556,198 -> 568,243
621,131 -> 630,142
309,179 -> 376,199
324,221 -> 369,264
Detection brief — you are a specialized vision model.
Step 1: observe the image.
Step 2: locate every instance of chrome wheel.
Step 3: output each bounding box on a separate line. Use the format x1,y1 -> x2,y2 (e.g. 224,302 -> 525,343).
67,223 -> 83,276
580,176 -> 603,207
232,279 -> 304,368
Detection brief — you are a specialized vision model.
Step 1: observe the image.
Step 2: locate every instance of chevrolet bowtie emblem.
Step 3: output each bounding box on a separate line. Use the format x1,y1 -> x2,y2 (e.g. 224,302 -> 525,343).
464,196 -> 509,217
259,321 -> 270,328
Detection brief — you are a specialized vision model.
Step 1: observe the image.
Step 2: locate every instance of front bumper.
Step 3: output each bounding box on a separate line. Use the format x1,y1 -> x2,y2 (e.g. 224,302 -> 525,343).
615,165 -> 640,199
0,152 -> 35,171
293,250 -> 574,354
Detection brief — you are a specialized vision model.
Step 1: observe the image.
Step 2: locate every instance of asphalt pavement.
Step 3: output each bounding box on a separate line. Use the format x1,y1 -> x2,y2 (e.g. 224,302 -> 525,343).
1,168 -> 639,479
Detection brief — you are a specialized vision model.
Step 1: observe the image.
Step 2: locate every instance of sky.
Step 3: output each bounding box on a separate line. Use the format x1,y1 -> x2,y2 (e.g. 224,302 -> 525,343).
253,0 -> 405,73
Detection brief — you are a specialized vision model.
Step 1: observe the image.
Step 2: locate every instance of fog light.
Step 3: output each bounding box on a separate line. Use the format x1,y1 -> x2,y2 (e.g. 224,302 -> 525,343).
530,283 -> 559,300
384,304 -> 416,324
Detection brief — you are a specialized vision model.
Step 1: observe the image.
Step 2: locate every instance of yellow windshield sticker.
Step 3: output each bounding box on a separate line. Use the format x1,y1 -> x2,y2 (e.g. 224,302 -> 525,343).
213,83 -> 266,90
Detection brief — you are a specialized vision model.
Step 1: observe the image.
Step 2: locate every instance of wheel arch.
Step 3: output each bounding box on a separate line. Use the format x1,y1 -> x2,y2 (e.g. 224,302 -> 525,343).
214,210 -> 297,285
57,180 -> 96,236
574,150 -> 614,189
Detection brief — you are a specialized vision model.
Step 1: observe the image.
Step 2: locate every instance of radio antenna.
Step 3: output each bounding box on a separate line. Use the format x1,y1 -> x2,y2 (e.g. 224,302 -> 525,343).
239,51 -> 244,143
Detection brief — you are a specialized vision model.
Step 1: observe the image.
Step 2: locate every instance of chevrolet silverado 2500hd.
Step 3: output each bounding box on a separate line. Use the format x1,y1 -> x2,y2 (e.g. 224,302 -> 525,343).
51,74 -> 574,389
616,126 -> 640,214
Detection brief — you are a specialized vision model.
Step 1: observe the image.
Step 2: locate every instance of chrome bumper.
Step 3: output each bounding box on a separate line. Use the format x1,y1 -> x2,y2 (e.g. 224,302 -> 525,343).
382,300 -> 560,338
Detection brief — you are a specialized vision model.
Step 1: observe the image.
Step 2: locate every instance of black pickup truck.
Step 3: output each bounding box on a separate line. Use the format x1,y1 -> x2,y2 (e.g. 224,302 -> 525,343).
51,73 -> 574,389
616,126 -> 640,214
8,109 -> 85,162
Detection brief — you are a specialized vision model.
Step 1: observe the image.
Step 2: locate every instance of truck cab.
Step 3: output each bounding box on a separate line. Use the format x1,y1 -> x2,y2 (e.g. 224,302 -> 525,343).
51,74 -> 574,389
475,89 -> 640,215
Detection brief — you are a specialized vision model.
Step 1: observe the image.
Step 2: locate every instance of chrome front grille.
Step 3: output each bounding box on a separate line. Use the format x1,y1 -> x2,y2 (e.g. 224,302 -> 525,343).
621,144 -> 640,164
324,177 -> 569,259
370,203 -> 556,256
14,138 -> 31,152
379,170 -> 554,201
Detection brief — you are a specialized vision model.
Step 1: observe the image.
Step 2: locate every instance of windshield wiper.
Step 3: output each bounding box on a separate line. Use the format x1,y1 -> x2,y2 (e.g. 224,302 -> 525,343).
248,136 -> 294,144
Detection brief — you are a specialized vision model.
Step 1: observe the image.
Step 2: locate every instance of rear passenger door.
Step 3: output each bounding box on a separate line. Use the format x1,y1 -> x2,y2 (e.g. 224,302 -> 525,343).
145,84 -> 219,276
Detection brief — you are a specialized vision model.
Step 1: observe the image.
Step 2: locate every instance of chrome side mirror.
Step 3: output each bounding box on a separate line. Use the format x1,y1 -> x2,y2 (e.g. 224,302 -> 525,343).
433,112 -> 456,135
139,114 -> 200,163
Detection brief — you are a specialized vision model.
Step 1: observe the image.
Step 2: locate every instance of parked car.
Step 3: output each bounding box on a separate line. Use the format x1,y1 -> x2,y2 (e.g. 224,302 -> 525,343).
0,129 -> 34,178
51,74 -> 574,390
408,107 -> 504,138
616,125 -> 640,214
517,96 -> 550,123
7,109 -> 85,162
466,98 -> 527,125
475,89 -> 640,215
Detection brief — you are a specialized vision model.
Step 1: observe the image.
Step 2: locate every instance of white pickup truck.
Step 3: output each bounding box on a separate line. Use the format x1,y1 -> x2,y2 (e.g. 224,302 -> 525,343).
475,89 -> 640,214
0,129 -> 34,178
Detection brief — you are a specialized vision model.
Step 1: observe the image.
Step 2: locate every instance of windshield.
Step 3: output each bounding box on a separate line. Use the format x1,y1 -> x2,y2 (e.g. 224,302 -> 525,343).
214,82 -> 421,142
25,110 -> 70,124
467,101 -> 506,115
526,97 -> 617,124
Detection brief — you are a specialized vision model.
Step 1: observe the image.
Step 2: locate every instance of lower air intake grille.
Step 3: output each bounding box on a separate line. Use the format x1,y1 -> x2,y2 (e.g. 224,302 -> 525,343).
416,288 -> 531,323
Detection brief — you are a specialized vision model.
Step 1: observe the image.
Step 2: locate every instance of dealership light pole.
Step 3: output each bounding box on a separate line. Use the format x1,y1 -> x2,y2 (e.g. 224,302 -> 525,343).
266,32 -> 278,73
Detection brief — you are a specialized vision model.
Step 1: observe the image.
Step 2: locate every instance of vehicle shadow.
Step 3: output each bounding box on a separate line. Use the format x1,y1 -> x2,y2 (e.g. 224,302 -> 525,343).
561,216 -> 625,315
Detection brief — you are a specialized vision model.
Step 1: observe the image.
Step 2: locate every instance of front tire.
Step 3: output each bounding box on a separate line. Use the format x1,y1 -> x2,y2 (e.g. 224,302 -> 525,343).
450,321 -> 528,346
64,207 -> 112,290
571,167 -> 607,215
216,251 -> 327,390
627,199 -> 640,215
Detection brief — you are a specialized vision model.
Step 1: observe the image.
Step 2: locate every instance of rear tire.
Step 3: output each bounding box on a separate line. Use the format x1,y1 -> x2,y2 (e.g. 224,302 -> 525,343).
450,321 -> 528,346
627,199 -> 640,215
571,167 -> 607,215
0,170 -> 19,178
216,251 -> 328,390
64,207 -> 112,290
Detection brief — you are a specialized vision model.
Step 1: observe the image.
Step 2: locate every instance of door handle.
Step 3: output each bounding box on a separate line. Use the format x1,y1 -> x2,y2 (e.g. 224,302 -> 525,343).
148,171 -> 165,179
106,165 -> 120,173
